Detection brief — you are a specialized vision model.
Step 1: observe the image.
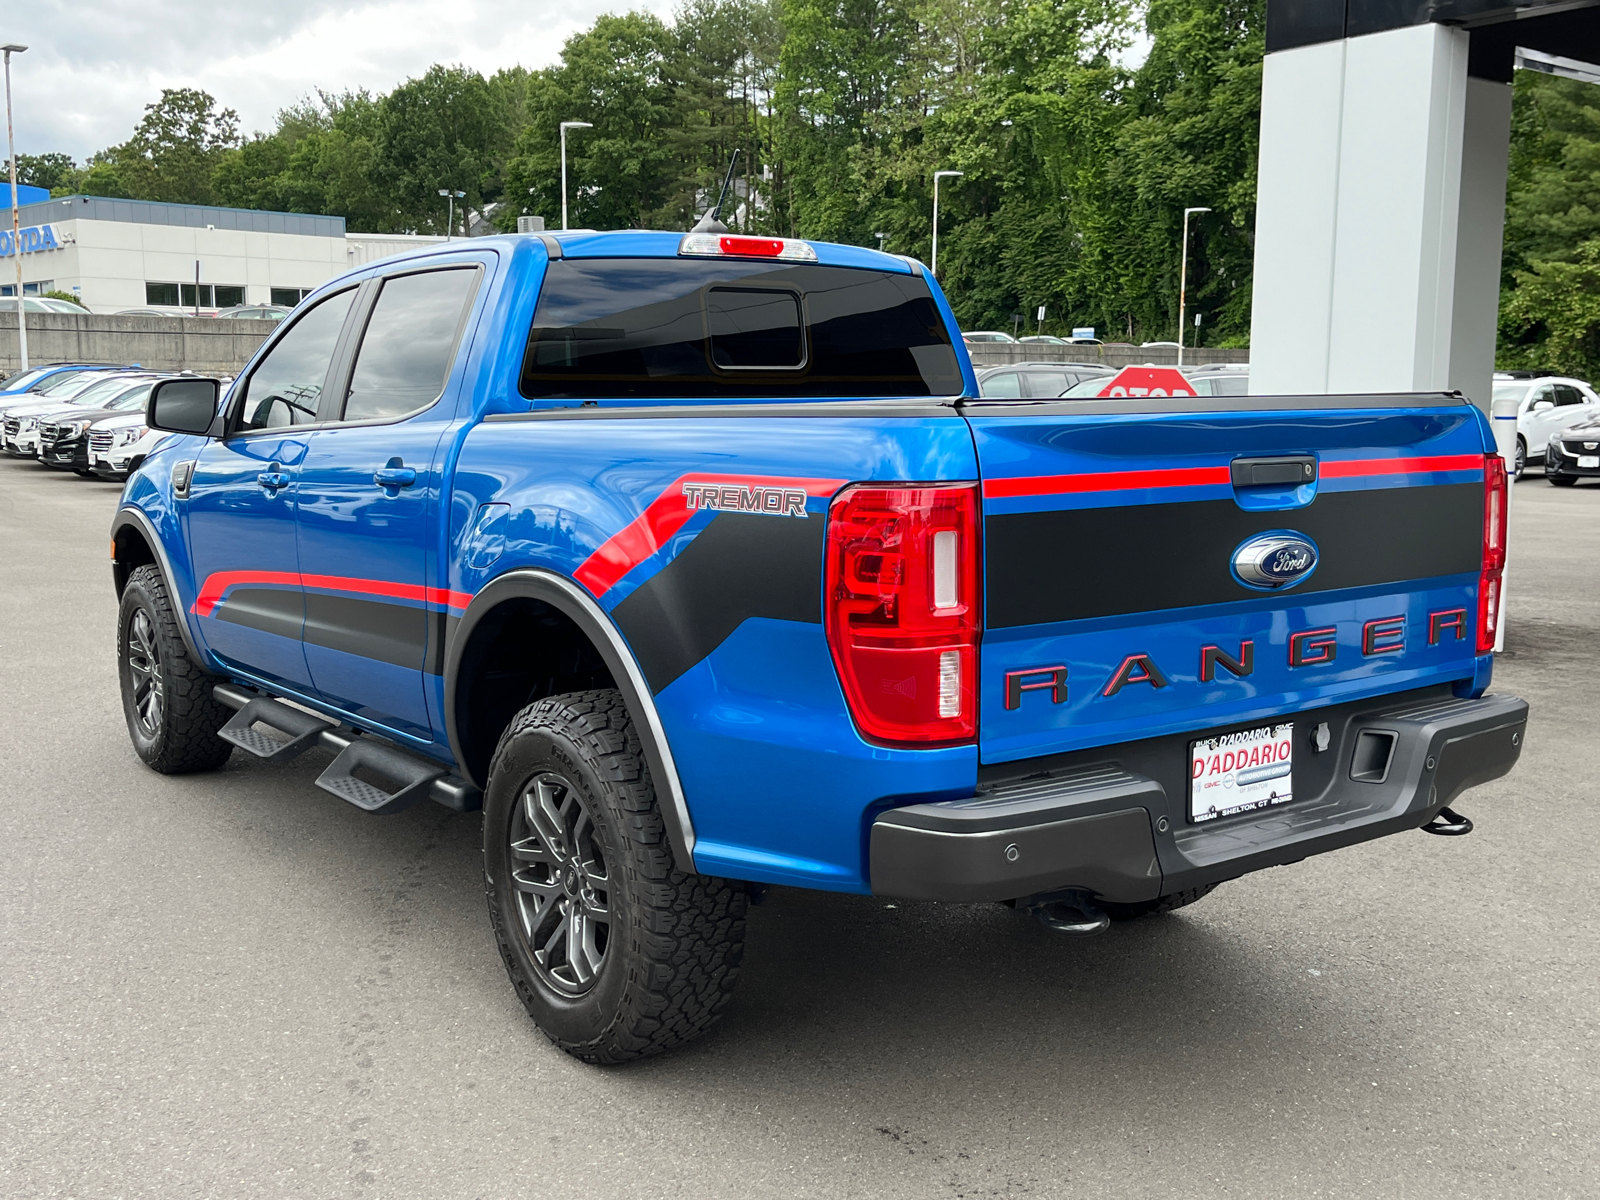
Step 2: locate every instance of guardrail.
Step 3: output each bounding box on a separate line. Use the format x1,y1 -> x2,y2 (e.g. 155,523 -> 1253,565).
0,311 -> 278,375
964,343 -> 1249,370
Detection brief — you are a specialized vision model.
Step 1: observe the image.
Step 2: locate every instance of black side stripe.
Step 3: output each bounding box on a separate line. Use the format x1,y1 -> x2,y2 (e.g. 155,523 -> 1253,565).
611,511 -> 825,694
986,483 -> 1482,629
215,587 -> 303,641
216,589 -> 459,675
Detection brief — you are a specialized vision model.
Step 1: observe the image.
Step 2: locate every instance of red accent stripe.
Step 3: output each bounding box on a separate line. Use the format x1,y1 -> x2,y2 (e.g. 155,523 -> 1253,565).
573,473 -> 846,597
983,466 -> 1231,500
982,454 -> 1484,500
192,570 -> 299,617
1320,454 -> 1484,478
193,571 -> 473,617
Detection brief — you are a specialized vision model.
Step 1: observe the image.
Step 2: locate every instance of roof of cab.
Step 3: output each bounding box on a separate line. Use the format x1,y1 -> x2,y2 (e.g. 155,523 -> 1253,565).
441,228 -> 921,275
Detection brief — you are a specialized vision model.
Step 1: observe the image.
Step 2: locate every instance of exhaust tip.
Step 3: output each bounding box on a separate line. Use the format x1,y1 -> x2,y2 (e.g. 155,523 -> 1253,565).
1025,891 -> 1110,936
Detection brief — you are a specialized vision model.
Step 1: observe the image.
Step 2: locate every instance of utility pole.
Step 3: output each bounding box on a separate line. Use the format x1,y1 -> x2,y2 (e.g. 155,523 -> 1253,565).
932,170 -> 963,277
560,121 -> 593,231
1177,206 -> 1211,367
3,44 -> 28,371
438,188 -> 465,240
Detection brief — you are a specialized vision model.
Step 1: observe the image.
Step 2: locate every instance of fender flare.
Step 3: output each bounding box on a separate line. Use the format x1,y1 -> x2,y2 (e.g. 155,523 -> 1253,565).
110,505 -> 207,666
444,568 -> 698,871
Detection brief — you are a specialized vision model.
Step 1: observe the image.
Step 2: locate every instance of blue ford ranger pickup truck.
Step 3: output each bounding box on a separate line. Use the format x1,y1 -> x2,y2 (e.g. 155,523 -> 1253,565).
110,230 -> 1528,1062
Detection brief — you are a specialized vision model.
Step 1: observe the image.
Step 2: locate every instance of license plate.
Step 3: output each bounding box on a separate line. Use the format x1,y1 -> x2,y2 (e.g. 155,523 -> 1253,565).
1189,723 -> 1294,823
1579,456 -> 1598,468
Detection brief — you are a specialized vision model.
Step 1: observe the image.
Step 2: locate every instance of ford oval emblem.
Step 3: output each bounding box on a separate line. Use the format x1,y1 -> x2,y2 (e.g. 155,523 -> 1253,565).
1232,531 -> 1319,590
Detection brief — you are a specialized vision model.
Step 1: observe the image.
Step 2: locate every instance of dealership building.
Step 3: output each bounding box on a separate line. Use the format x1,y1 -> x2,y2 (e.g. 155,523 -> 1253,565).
1,192 -> 446,313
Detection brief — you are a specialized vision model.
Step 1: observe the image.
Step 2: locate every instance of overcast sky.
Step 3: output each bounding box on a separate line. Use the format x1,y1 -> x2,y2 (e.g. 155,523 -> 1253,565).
8,0 -> 677,163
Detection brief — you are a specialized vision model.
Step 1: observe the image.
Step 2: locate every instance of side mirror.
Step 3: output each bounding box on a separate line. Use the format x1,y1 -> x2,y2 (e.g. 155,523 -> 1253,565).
148,377 -> 220,435
1532,399 -> 1556,412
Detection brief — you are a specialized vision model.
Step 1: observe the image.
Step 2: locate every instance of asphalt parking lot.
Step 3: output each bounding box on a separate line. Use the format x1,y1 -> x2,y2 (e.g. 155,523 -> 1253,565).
1,458 -> 1596,1200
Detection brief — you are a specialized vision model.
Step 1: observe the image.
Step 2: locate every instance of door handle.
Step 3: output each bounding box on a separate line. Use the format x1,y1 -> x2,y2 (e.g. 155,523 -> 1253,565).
257,470 -> 291,492
373,462 -> 417,490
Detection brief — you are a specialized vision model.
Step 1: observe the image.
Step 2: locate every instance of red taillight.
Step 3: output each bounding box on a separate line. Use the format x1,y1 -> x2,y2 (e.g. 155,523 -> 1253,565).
1477,453 -> 1508,653
824,484 -> 981,746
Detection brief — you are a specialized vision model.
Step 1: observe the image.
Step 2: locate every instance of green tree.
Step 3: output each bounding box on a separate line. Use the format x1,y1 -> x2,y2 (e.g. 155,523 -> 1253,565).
374,65 -> 501,234
108,88 -> 241,204
16,152 -> 77,191
1498,70 -> 1600,377
501,13 -> 681,231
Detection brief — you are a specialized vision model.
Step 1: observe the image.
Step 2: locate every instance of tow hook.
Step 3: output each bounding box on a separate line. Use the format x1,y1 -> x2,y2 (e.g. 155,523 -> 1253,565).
1024,890 -> 1110,936
1422,807 -> 1473,836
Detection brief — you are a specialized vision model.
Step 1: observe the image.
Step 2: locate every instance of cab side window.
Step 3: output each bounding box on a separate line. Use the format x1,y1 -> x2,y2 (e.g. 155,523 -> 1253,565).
1022,370 -> 1069,397
982,371 -> 1022,398
235,289 -> 355,432
1554,385 -> 1584,407
342,268 -> 480,423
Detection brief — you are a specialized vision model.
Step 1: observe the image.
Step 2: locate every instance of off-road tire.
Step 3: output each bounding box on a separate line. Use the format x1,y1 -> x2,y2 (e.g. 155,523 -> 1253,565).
117,563 -> 234,773
1101,882 -> 1223,922
483,689 -> 747,1064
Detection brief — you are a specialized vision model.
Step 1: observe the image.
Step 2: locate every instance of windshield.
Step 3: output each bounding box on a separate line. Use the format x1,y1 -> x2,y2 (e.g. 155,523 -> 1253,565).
107,382 -> 157,410
34,370 -> 99,396
1061,375 -> 1111,397
3,366 -> 54,391
1492,383 -> 1532,404
69,376 -> 145,406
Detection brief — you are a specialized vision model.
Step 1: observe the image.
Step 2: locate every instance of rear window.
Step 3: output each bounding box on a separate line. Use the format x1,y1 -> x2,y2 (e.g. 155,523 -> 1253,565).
521,259 -> 962,400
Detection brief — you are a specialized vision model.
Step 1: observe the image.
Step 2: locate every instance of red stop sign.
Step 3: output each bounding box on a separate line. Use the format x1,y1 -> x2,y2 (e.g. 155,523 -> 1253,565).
1095,366 -> 1198,398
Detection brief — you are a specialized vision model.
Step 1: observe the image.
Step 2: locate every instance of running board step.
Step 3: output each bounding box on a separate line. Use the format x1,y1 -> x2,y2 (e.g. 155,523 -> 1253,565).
219,696 -> 333,762
314,739 -> 445,815
213,684 -> 482,814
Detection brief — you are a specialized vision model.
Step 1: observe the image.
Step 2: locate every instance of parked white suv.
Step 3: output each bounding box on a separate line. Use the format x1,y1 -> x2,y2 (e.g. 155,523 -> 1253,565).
86,411 -> 169,480
1494,374 -> 1600,477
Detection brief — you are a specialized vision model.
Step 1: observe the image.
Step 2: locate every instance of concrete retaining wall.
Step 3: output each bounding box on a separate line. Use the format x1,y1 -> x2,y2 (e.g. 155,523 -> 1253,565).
1,312 -> 1251,379
965,344 -> 1249,369
0,312 -> 276,377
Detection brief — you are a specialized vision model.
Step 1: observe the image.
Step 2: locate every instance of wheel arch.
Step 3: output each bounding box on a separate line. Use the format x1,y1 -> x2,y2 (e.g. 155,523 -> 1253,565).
110,506 -> 207,665
445,568 -> 697,870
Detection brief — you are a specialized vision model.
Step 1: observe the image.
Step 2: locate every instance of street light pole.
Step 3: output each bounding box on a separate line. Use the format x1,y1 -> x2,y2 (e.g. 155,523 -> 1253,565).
559,121 -> 592,231
3,44 -> 28,372
1177,205 -> 1211,367
931,170 -> 963,278
437,188 -> 465,240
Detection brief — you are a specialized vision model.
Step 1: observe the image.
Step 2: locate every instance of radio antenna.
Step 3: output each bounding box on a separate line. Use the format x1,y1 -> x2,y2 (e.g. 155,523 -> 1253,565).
690,148 -> 741,234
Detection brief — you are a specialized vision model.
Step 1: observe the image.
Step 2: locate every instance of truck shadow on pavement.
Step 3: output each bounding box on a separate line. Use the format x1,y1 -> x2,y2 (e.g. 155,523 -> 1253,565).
188,746 -> 1340,1095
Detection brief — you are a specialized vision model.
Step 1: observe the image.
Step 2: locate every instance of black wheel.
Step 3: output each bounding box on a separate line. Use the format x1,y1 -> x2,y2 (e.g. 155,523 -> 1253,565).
117,564 -> 234,773
1550,473 -> 1578,487
1513,437 -> 1526,479
1101,882 -> 1222,922
483,689 -> 747,1063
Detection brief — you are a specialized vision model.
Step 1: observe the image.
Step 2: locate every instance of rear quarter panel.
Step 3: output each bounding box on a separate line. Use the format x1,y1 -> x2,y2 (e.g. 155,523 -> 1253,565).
452,411 -> 979,891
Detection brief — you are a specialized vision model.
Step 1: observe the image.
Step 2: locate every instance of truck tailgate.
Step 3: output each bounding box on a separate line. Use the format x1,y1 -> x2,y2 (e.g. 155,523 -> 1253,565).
967,396 -> 1491,764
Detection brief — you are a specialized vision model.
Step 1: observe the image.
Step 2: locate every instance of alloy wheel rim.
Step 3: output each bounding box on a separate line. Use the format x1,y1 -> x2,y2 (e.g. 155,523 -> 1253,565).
126,609 -> 165,736
508,772 -> 612,996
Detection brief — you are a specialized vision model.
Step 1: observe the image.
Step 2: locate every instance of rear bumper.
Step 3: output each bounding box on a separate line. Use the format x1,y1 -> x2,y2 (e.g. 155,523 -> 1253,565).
870,689 -> 1527,904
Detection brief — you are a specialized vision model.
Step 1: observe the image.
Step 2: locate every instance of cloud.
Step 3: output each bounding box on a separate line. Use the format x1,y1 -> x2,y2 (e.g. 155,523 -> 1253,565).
7,0 -> 676,161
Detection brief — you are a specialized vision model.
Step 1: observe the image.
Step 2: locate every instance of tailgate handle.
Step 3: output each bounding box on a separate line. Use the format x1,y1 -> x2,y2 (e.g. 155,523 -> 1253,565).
1231,456 -> 1316,488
